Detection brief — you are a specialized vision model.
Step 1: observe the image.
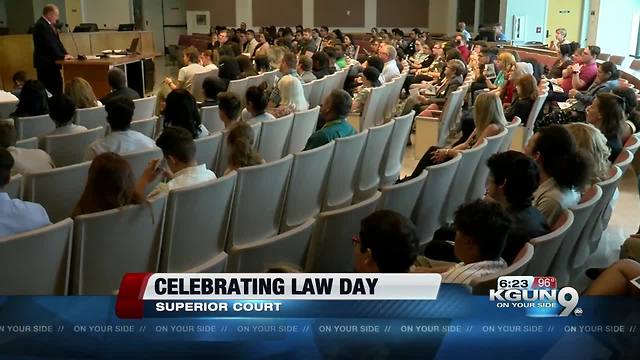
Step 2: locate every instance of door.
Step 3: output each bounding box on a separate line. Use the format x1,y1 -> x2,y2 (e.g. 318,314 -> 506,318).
142,0 -> 165,53
162,0 -> 187,49
546,0 -> 584,44
65,0 -> 82,30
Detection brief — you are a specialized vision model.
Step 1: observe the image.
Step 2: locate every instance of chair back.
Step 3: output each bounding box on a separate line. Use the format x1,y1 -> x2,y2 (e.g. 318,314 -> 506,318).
281,141 -> 335,231
624,133 -> 639,155
15,114 -> 55,140
245,74 -> 264,89
354,121 -> 394,202
360,84 -> 388,130
380,111 -> 414,186
15,137 -> 38,149
287,107 -> 320,154
0,219 -> 73,295
24,162 -> 91,222
525,210 -> 573,275
194,132 -> 223,170
0,100 -> 17,119
227,78 -> 249,104
323,131 -> 368,210
378,170 -> 427,218
441,138 -> 488,223
200,105 -> 225,132
72,196 -> 167,295
227,155 -> 293,247
471,243 -> 534,295
262,70 -> 279,92
412,153 -> 462,246
75,106 -> 107,129
384,73 -> 407,120
44,127 -> 105,167
161,173 -> 236,272
132,96 -> 157,121
522,91 -> 548,146
466,127 -> 508,202
130,117 -> 157,138
434,87 -> 465,146
614,149 -> 633,174
500,116 -> 522,152
302,81 -> 313,102
308,78 -> 326,108
121,147 -> 163,182
6,174 -> 23,199
227,219 -> 316,272
258,113 -> 294,162
306,192 -> 381,272
191,69 -> 217,102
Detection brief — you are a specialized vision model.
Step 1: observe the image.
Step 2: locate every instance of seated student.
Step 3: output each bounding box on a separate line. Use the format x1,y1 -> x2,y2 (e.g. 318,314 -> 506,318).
163,89 -> 209,139
297,55 -> 317,83
72,152 -> 146,217
200,76 -> 226,108
614,87 -> 640,139
548,42 -> 578,79
565,123 -> 611,183
254,54 -> 271,73
378,44 -> 400,82
351,67 -> 382,114
333,44 -> 348,70
217,92 -> 243,129
415,200 -> 512,285
565,45 -> 600,93
0,123 -> 54,175
225,122 -> 264,175
99,68 -> 140,105
304,89 -> 356,150
45,95 -> 88,137
218,56 -> 242,89
11,71 -> 27,97
504,74 -> 537,121
136,126 -> 217,199
200,50 -> 218,71
268,75 -> 309,118
584,259 -> 640,297
402,60 -> 465,116
85,97 -> 156,160
164,46 -> 206,91
0,149 -> 51,237
11,80 -> 49,118
312,51 -> 333,79
237,54 -> 257,78
586,92 -> 625,162
498,62 -> 533,107
65,77 -> 101,109
269,52 -> 304,107
353,210 -> 419,273
242,85 -> 276,123
525,125 -> 593,225
425,152 -> 549,265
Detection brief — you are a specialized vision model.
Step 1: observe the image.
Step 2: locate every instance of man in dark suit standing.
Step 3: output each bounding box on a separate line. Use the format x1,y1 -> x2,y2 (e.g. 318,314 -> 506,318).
32,4 -> 73,95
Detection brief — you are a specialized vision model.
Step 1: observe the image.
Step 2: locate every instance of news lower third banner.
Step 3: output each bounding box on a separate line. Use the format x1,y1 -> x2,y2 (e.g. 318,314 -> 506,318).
0,273 -> 638,359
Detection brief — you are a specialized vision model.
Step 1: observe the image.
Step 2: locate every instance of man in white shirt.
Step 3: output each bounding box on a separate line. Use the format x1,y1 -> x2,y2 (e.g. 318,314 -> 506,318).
378,44 -> 400,82
136,126 -> 216,199
45,95 -> 88,137
244,30 -> 259,55
416,200 -> 511,285
0,123 -> 54,175
85,97 -> 156,160
164,46 -> 206,91
0,148 -> 50,238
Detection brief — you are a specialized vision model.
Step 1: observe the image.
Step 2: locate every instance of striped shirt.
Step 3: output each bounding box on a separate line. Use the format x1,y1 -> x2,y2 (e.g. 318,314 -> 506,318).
441,259 -> 507,285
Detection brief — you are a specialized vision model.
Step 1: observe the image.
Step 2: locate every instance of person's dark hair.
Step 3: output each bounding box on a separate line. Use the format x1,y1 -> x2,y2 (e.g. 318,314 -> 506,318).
236,54 -> 257,77
326,89 -> 352,118
0,148 -> 14,187
487,151 -> 540,210
183,46 -> 200,63
217,92 -> 242,120
312,51 -> 330,72
163,89 -> 202,139
13,80 -> 49,117
587,45 -> 601,58
107,68 -> 127,90
323,46 -> 336,60
12,71 -> 27,85
366,55 -> 384,73
156,126 -> 196,164
569,41 -> 580,54
613,87 -> 640,127
599,61 -> 619,81
358,210 -> 418,272
247,29 -> 255,36
228,122 -> 263,169
105,96 -> 135,131
559,43 -> 574,58
218,56 -> 242,85
202,76 -> 225,101
245,86 -> 269,115
282,52 -> 297,70
595,92 -> 625,139
332,29 -> 344,42
445,48 -> 462,62
48,94 -> 77,127
321,25 -> 329,33
454,200 -> 512,261
254,55 -> 271,72
0,123 -> 17,148
532,125 -> 593,190
73,152 -> 145,217
362,66 -> 381,87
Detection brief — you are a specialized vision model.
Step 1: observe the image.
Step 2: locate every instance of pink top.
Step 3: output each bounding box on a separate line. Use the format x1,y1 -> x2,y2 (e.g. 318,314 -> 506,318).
561,61 -> 597,93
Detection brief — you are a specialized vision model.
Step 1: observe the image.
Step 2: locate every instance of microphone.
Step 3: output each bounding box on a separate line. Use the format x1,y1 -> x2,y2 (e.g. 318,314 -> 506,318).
70,31 -> 87,60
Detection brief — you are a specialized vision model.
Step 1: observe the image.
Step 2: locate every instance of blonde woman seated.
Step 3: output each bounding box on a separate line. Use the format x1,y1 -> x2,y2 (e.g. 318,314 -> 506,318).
65,77 -> 101,109
565,122 -> 611,183
224,122 -> 265,175
351,67 -> 382,114
401,92 -> 507,182
268,75 -> 309,118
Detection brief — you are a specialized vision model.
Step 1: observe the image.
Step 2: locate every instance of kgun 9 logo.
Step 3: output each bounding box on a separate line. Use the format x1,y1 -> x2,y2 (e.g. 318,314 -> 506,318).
489,287 -> 580,317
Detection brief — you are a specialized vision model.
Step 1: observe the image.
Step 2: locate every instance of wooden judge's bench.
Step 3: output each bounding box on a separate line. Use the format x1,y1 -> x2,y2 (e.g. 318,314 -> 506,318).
0,31 -> 157,95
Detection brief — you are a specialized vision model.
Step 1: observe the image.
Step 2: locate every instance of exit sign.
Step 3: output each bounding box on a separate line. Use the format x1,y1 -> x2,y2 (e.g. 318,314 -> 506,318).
559,10 -> 571,13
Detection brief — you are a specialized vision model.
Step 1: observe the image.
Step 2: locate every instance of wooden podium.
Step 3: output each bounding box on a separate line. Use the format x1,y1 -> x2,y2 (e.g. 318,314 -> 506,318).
57,54 -> 154,99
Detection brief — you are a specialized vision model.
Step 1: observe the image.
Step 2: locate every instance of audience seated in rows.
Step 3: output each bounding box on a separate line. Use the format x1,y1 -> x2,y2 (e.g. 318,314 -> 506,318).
354,210 -> 419,273
11,80 -> 49,118
218,92 -> 243,129
85,97 -> 156,160
304,89 -> 356,150
297,55 -> 316,83
504,74 -> 538,121
243,85 -> 276,123
585,92 -> 625,161
45,95 -> 87,138
403,59 -> 466,117
0,123 -> 53,175
65,77 -> 101,109
565,123 -> 612,183
100,68 -> 140,105
378,44 -> 400,82
165,46 -> 206,91
73,152 -> 146,217
200,76 -> 226,108
351,67 -> 382,114
225,122 -> 264,175
0,148 -> 50,237
268,75 -> 309,118
136,126 -> 216,199
163,89 -> 209,139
